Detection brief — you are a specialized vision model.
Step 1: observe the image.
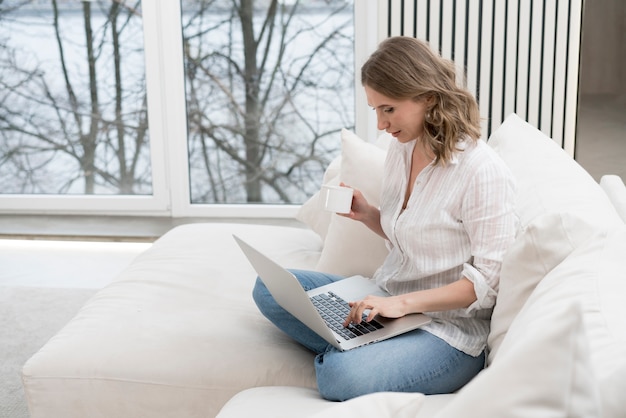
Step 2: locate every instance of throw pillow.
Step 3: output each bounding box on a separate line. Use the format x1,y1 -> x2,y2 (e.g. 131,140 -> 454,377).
434,301 -> 601,418
315,129 -> 389,277
296,130 -> 390,243
488,113 -> 622,229
487,211 -> 598,364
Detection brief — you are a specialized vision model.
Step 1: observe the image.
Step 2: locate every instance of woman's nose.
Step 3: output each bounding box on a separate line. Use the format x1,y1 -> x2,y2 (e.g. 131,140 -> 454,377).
376,113 -> 389,131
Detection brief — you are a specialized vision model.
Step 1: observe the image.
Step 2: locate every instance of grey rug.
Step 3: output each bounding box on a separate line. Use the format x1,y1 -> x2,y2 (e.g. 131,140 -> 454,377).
0,286 -> 96,418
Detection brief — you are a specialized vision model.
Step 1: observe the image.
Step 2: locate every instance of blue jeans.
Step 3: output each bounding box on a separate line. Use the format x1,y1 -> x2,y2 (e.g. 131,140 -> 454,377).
252,269 -> 485,401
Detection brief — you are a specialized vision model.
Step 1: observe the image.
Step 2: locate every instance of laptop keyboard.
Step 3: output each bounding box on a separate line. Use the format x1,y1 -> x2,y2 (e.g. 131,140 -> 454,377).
311,292 -> 384,341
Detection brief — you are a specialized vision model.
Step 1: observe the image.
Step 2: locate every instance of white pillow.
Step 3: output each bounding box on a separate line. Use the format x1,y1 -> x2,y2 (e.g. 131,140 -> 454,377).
315,129 -> 389,277
435,301 -> 601,418
296,130 -> 390,243
487,212 -> 598,364
488,113 -> 623,229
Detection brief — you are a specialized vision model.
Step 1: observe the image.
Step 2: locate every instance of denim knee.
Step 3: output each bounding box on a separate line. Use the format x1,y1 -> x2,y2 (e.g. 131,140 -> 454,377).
314,348 -> 379,401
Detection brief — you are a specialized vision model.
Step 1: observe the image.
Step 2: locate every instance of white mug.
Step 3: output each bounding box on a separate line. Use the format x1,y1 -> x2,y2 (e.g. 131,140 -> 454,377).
321,185 -> 353,214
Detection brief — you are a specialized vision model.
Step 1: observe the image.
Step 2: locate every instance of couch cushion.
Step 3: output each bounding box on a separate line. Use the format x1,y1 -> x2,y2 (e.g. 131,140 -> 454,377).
21,223 -> 323,418
309,392 -> 426,418
216,387 -> 335,418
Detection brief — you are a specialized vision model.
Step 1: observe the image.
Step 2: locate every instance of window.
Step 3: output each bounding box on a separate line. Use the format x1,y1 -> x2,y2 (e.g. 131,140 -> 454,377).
0,0 -> 151,196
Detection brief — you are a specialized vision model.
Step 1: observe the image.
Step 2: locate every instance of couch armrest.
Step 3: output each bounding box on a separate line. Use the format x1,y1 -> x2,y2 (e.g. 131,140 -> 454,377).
600,175 -> 626,224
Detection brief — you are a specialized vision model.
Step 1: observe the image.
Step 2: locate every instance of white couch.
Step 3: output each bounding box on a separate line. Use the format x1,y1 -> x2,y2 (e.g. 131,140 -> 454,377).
22,114 -> 626,418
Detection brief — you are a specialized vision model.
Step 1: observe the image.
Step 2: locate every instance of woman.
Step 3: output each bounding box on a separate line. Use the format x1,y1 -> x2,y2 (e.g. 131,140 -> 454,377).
253,36 -> 518,401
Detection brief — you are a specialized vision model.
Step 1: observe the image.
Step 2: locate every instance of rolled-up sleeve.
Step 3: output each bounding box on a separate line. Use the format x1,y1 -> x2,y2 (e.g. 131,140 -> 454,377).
462,261 -> 498,313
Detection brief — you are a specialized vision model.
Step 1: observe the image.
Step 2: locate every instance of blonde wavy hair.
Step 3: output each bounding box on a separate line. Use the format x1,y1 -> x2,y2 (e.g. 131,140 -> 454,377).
361,36 -> 481,165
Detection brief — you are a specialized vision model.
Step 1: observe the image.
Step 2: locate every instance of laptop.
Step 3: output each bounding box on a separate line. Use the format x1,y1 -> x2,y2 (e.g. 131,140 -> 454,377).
233,235 -> 432,351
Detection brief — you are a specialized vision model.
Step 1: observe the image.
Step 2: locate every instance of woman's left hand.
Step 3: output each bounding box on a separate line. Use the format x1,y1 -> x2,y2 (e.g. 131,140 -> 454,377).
343,295 -> 407,327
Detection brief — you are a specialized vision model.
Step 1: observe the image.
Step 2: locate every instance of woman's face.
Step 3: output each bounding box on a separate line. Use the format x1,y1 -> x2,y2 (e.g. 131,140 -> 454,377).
364,85 -> 430,143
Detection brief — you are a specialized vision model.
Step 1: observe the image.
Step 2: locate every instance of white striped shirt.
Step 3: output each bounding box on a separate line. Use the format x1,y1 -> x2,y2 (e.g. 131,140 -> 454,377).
373,138 -> 518,356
